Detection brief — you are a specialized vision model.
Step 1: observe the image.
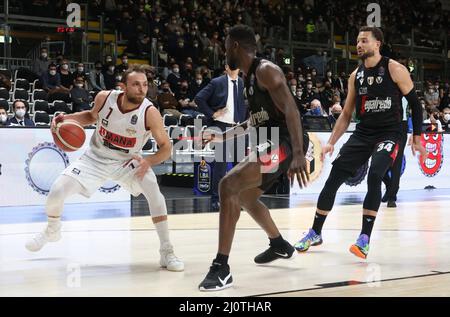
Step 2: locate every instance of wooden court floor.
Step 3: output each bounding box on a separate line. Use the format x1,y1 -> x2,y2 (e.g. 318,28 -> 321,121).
1,195 -> 450,297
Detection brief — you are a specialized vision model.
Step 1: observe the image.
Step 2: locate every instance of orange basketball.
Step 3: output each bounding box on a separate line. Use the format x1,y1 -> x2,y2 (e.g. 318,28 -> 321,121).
52,120 -> 86,152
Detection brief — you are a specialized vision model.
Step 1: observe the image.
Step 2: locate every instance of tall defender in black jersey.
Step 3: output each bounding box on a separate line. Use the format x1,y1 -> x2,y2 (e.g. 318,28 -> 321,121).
199,25 -> 309,291
294,26 -> 427,259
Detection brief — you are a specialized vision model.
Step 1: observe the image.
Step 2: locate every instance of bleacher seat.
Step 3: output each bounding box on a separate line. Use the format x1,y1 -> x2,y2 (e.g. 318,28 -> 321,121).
163,113 -> 178,126
33,111 -> 50,125
14,78 -> 30,92
34,100 -> 50,113
0,98 -> 9,112
32,89 -> 48,102
12,88 -> 29,101
51,100 -> 71,114
0,87 -> 9,100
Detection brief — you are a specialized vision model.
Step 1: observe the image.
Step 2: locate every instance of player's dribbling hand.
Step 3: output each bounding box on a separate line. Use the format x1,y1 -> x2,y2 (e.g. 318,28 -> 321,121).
132,155 -> 150,180
411,135 -> 428,163
321,143 -> 334,161
51,113 -> 65,132
288,155 -> 309,189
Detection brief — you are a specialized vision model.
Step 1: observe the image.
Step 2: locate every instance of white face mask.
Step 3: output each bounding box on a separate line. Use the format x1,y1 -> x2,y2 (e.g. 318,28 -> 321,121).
173,68 -> 179,73
444,114 -> 450,122
78,67 -> 84,72
0,114 -> 7,123
49,70 -> 57,76
296,92 -> 302,97
307,84 -> 312,89
41,53 -> 48,59
15,109 -> 26,118
62,64 -> 69,70
76,83 -> 84,88
109,66 -> 115,72
196,79 -> 202,85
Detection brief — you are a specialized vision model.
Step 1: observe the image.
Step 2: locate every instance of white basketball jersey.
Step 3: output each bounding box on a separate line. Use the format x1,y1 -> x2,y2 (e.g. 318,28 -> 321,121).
85,90 -> 153,162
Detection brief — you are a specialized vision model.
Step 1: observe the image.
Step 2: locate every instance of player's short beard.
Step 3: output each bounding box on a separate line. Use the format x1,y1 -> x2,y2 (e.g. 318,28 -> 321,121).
359,49 -> 375,60
127,94 -> 145,105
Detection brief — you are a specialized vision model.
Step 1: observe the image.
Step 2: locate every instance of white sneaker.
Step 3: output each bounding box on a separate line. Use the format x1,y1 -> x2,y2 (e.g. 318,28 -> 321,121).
160,245 -> 184,272
25,221 -> 61,252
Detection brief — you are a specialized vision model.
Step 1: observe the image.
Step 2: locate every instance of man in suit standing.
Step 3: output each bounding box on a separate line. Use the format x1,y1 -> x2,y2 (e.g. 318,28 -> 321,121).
195,65 -> 247,211
9,100 -> 35,127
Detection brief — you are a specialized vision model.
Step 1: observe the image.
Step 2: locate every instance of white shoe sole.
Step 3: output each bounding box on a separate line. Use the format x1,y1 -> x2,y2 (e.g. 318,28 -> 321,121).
199,282 -> 233,292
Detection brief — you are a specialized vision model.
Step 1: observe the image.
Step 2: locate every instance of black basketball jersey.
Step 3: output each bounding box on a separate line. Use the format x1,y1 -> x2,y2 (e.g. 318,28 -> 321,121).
244,58 -> 289,141
354,56 -> 403,132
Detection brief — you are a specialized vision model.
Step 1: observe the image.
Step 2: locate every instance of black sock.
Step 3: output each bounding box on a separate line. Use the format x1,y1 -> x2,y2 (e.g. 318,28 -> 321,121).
361,215 -> 376,238
269,235 -> 285,248
312,212 -> 327,235
214,253 -> 229,265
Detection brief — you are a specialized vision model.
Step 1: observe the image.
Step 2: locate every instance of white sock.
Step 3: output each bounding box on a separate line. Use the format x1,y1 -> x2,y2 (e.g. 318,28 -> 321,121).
47,216 -> 61,232
154,220 -> 171,250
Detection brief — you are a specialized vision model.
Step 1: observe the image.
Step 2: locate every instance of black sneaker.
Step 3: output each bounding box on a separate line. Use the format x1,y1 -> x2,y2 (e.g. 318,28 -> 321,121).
198,262 -> 233,291
387,200 -> 397,208
254,240 -> 295,264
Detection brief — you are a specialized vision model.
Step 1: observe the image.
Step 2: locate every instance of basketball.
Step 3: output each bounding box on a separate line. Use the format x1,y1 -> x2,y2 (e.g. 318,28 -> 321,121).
52,120 -> 86,152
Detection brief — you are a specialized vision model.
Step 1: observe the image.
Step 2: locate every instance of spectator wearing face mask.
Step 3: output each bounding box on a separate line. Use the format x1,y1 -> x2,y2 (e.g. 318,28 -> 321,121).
439,107 -> 450,132
116,54 -> 129,74
70,76 -> 92,113
73,62 -> 88,82
191,73 -> 207,96
102,55 -> 114,73
9,100 -> 35,127
158,81 -> 183,119
103,63 -> 117,90
89,61 -> 106,92
33,47 -> 50,77
424,84 -> 440,107
302,80 -> 319,109
58,59 -> 73,92
167,64 -> 182,94
175,79 -> 203,119
0,105 -> 10,126
306,99 -> 325,117
41,63 -> 62,92
424,106 -> 443,132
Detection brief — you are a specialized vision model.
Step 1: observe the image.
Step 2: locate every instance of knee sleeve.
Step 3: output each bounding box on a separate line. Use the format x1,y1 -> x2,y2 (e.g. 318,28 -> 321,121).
317,166 -> 352,211
46,175 -> 84,217
140,175 -> 167,218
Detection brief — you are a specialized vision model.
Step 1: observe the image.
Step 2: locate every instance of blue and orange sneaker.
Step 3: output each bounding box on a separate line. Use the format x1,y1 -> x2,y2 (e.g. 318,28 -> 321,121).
349,234 -> 370,259
294,228 -> 323,252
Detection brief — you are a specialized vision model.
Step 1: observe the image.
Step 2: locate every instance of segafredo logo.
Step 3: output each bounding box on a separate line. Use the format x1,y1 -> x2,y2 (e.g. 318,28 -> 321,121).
67,3 -> 81,28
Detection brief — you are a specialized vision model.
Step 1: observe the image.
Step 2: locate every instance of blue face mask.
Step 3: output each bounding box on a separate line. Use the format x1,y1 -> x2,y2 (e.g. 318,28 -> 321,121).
311,107 -> 322,116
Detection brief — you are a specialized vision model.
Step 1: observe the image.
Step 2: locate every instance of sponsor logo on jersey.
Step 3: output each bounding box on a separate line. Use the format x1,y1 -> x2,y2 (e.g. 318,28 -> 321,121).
359,78 -> 364,85
378,66 -> 385,76
72,168 -> 80,175
249,107 -> 270,127
363,97 -> 392,113
131,114 -> 138,125
367,76 -> 374,85
99,126 -> 137,148
376,76 -> 383,84
102,119 -> 109,127
357,70 -> 364,80
126,128 -> 137,136
359,87 -> 368,95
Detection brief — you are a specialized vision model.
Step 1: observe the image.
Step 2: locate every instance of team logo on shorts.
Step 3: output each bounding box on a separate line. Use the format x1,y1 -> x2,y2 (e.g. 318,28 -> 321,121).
419,133 -> 443,177
99,180 -> 121,194
131,114 -> 138,125
25,142 -> 70,196
376,76 -> 383,84
367,76 -> 374,85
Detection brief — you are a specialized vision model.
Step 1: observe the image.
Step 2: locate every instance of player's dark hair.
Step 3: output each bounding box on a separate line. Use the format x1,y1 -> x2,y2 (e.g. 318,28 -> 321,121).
359,26 -> 384,47
229,25 -> 257,51
121,64 -> 148,84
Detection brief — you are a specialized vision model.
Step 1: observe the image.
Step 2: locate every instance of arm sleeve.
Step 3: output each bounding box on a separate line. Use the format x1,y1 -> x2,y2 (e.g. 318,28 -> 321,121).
404,88 -> 422,136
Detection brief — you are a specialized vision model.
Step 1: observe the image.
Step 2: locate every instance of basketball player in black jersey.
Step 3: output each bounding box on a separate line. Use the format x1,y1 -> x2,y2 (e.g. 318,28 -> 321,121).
198,25 -> 309,291
294,26 -> 427,259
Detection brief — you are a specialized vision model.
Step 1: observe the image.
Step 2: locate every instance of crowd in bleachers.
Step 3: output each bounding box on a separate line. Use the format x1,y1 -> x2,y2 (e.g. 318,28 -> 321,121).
1,0 -> 449,131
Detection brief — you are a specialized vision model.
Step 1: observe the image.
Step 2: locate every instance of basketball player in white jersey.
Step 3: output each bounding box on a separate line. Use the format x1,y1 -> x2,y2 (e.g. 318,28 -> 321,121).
26,64 -> 184,272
